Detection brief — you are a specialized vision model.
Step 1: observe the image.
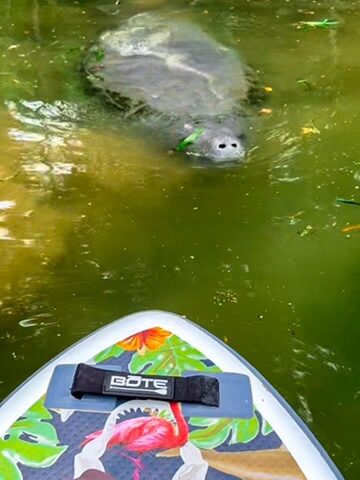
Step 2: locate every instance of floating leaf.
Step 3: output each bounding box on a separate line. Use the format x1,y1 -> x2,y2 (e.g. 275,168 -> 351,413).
189,416 -> 260,449
336,198 -> 360,206
295,19 -> 340,30
341,224 -> 360,233
129,335 -> 219,376
177,128 -> 204,152
93,344 -> 124,364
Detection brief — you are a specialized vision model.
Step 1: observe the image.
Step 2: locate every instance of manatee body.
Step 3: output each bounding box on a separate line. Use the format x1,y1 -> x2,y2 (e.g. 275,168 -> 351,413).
85,14 -> 254,164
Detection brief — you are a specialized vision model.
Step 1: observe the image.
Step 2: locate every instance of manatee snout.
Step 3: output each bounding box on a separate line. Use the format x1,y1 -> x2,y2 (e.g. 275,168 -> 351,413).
209,132 -> 246,162
180,119 -> 247,165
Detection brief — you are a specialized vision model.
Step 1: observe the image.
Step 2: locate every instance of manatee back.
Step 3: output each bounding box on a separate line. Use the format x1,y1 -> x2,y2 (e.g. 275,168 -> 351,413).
85,13 -> 249,116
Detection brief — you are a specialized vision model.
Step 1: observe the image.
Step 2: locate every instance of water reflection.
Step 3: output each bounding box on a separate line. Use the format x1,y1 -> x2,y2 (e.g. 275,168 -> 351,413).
0,96 -> 191,310
0,107 -> 70,302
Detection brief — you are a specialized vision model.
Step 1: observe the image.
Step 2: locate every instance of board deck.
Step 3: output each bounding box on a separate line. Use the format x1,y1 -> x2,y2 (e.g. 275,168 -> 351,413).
0,310 -> 343,480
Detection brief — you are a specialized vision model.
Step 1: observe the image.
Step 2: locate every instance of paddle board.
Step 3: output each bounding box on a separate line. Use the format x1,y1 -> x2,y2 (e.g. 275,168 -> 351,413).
0,310 -> 343,480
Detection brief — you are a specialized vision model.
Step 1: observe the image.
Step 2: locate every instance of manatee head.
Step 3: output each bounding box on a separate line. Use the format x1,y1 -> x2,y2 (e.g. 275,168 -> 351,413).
178,115 -> 248,165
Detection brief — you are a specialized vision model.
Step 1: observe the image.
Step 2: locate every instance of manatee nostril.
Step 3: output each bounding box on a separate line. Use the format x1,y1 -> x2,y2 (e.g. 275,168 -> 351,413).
231,143 -> 238,148
218,143 -> 226,149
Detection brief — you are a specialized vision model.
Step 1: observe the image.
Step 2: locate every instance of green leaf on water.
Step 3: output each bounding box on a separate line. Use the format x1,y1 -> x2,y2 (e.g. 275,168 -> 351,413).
129,335 -> 218,376
297,19 -> 340,30
177,128 -> 204,152
336,197 -> 360,206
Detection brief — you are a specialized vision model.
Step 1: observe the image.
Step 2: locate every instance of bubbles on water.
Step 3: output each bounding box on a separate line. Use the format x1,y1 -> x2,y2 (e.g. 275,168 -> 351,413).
297,394 -> 313,424
18,313 -> 57,339
213,289 -> 239,306
292,340 -> 352,376
265,120 -> 303,184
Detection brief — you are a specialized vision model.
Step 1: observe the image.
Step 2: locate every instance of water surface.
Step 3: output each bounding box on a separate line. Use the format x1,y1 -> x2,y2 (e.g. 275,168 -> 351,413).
0,0 -> 359,477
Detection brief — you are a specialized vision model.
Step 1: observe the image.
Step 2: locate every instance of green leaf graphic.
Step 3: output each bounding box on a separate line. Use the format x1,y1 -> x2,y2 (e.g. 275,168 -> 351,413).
26,399 -> 53,420
189,416 -> 260,449
7,419 -> 59,444
261,418 -> 274,436
230,416 -> 259,444
0,398 -> 67,479
93,344 -> 124,364
0,452 -> 22,480
129,335 -> 219,376
189,417 -> 216,427
190,418 -> 233,449
3,439 -> 66,468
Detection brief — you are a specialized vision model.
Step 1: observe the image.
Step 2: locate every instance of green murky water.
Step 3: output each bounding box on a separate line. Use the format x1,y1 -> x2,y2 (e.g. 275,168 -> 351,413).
0,0 -> 359,476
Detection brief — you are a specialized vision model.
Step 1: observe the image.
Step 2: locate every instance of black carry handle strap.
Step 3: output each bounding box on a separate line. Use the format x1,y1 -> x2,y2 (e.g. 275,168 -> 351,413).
71,363 -> 219,407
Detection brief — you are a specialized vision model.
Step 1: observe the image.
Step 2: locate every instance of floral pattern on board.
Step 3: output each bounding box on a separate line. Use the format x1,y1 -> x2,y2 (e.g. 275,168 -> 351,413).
117,327 -> 172,354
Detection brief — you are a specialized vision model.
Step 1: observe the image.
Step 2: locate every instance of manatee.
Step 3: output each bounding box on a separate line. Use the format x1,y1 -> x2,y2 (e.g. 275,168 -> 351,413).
85,13 -> 257,165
